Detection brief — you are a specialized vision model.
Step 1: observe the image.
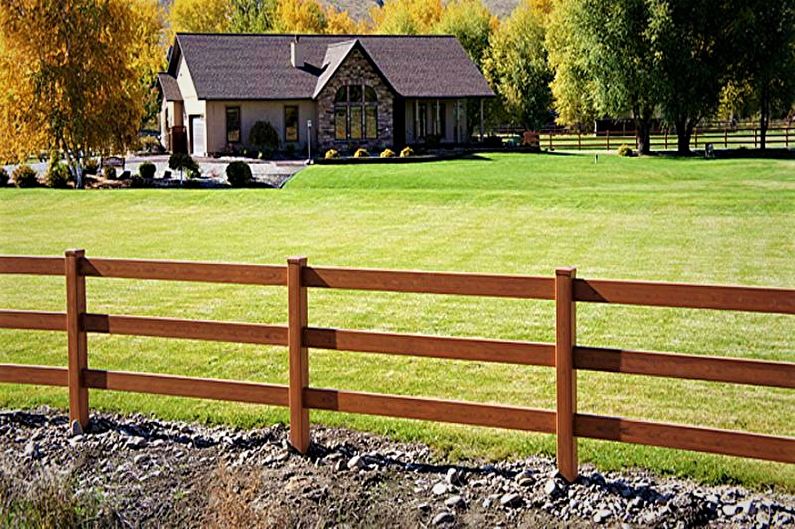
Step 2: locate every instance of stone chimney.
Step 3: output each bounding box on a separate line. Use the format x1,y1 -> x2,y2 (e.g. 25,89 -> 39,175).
291,36 -> 304,68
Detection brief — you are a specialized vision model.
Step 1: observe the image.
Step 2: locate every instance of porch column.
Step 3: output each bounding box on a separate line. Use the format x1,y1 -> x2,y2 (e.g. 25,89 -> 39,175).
479,98 -> 485,142
414,99 -> 419,142
454,100 -> 460,144
436,99 -> 441,136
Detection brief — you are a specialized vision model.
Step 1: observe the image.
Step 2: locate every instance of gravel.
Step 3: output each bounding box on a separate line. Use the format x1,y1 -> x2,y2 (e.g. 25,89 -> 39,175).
0,407 -> 792,528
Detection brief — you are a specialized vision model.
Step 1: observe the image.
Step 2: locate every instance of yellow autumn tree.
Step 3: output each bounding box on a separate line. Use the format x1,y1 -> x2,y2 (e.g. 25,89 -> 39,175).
169,0 -> 232,34
272,0 -> 327,33
0,0 -> 165,187
370,0 -> 443,34
324,5 -> 367,34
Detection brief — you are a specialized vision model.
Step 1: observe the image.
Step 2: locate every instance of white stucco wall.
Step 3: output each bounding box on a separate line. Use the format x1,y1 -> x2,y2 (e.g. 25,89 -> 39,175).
204,100 -> 318,155
175,55 -> 206,155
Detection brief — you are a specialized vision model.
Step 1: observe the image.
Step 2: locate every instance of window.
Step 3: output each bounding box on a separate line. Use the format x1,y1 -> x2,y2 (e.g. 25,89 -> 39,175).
284,105 -> 299,142
333,84 -> 378,140
226,106 -> 241,143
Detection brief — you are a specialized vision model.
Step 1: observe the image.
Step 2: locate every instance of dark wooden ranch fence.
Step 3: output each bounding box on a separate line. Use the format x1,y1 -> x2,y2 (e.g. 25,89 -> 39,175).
0,250 -> 793,481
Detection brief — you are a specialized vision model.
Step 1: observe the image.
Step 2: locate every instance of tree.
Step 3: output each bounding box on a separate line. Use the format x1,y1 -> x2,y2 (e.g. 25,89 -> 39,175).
729,0 -> 795,149
0,0 -> 165,188
433,0 -> 497,67
169,0 -> 231,33
369,0 -> 443,34
228,0 -> 275,33
272,0 -> 327,33
549,0 -> 662,154
324,5 -> 366,34
482,0 -> 552,130
647,0 -> 734,154
546,0 -> 597,129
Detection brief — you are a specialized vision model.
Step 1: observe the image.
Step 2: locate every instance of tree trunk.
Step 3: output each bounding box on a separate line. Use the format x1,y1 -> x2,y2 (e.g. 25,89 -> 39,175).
759,83 -> 770,151
635,119 -> 651,155
63,147 -> 83,189
675,117 -> 694,155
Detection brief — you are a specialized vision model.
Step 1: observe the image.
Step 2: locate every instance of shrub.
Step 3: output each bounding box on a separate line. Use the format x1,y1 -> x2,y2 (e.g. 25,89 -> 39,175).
103,166 -> 117,180
130,174 -> 153,188
324,149 -> 339,159
0,168 -> 9,186
138,162 -> 156,179
380,148 -> 396,158
400,146 -> 414,158
83,158 -> 99,175
616,144 -> 634,157
13,165 -> 38,187
226,161 -> 253,187
249,121 -> 279,155
168,152 -> 199,180
46,162 -> 70,188
353,148 -> 368,158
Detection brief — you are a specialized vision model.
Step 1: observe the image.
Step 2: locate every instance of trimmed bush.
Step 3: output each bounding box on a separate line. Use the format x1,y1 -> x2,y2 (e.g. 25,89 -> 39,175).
400,146 -> 414,158
380,148 -> 396,158
46,162 -> 70,188
103,166 -> 117,180
353,148 -> 368,158
168,153 -> 199,179
324,149 -> 339,160
249,121 -> 279,156
617,144 -> 634,157
138,162 -> 156,179
0,167 -> 9,187
13,165 -> 38,187
226,161 -> 253,187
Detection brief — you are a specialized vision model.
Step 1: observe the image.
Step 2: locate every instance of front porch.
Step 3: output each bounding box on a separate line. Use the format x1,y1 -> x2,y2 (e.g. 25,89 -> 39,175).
397,98 -> 486,147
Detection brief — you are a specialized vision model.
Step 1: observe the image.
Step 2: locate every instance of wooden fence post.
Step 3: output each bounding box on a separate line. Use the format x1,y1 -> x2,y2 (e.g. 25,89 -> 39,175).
724,128 -> 728,148
555,267 -> 578,482
606,130 -> 610,151
65,249 -> 89,432
288,256 -> 310,453
664,130 -> 668,150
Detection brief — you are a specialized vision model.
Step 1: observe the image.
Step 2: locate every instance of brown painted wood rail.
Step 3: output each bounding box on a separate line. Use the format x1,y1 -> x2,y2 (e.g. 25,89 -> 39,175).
0,251 -> 793,479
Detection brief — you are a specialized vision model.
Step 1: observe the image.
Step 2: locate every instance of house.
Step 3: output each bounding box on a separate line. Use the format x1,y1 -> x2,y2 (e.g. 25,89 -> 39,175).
157,33 -> 495,157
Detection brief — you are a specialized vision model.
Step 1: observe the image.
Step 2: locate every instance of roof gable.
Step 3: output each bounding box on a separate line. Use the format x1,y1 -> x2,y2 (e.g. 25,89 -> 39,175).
169,34 -> 495,100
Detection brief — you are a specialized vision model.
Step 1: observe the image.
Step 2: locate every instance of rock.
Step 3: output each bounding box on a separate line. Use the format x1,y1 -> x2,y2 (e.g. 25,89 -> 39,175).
499,493 -> 523,508
417,502 -> 431,512
445,467 -> 464,486
23,441 -> 41,459
334,460 -> 346,472
432,511 -> 455,526
432,482 -> 448,496
346,455 -> 366,470
125,437 -> 147,449
445,495 -> 466,509
517,477 -> 535,487
593,509 -> 612,524
133,454 -> 148,465
543,479 -> 561,497
722,504 -> 740,517
737,499 -> 757,516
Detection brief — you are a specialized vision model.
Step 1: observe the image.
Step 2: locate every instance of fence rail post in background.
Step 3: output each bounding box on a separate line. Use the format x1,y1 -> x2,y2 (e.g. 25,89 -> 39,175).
725,128 -> 728,148
606,130 -> 610,151
555,267 -> 578,482
65,249 -> 89,432
288,256 -> 310,453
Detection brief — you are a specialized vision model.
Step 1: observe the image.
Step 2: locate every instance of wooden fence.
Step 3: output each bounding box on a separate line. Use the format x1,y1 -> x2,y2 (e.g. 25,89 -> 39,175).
0,251 -> 793,481
496,126 -> 793,152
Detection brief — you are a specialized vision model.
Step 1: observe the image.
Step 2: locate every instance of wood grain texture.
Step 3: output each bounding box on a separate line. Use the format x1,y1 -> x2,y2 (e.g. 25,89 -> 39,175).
303,266 -> 554,299
65,249 -> 89,429
575,279 -> 795,314
304,388 -> 556,433
82,314 -> 288,345
0,364 -> 68,386
0,256 -> 64,276
80,258 -> 287,286
575,414 -> 795,464
0,310 -> 66,331
574,346 -> 795,388
305,327 -> 555,366
288,257 -> 310,453
83,369 -> 289,406
555,267 -> 578,482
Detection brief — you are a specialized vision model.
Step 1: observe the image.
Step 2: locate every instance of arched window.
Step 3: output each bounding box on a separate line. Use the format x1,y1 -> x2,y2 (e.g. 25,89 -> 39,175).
334,84 -> 378,141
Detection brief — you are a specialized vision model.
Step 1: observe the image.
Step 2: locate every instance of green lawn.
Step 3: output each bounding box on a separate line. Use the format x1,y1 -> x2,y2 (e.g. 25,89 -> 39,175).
1,153 -> 793,489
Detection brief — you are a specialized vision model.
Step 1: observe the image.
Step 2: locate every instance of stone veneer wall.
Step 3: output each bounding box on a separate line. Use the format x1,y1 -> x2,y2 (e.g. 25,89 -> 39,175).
316,49 -> 394,153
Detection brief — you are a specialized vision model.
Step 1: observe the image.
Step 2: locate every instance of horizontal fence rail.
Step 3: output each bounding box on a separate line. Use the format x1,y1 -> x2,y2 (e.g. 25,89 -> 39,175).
0,251 -> 793,479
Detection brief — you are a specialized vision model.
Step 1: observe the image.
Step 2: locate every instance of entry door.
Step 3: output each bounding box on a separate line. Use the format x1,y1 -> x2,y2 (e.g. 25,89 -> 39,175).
190,115 -> 205,156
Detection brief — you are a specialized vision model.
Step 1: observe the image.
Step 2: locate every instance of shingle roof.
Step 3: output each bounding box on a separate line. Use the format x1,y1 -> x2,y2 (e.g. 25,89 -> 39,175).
157,72 -> 182,101
170,33 -> 495,100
